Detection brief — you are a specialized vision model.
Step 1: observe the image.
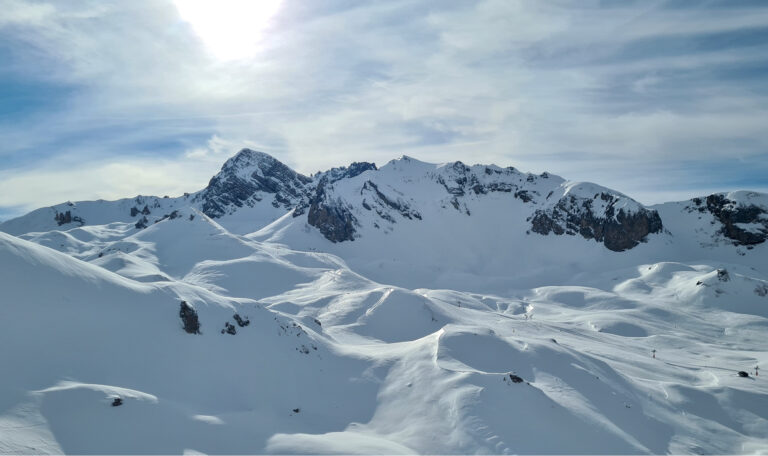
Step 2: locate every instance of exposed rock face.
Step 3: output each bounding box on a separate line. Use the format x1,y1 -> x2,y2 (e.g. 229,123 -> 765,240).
134,216 -> 148,230
361,181 -> 422,222
199,149 -> 312,218
530,193 -> 663,252
54,210 -> 84,227
306,178 -> 358,243
130,205 -> 151,217
436,162 -> 530,201
153,210 -> 181,224
320,162 -> 377,184
692,194 -> 768,246
428,161 -> 551,218
291,161 -> 377,218
179,301 -> 200,334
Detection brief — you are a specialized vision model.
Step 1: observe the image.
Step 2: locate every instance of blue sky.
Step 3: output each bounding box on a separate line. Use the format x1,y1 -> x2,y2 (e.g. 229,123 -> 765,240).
0,0 -> 767,220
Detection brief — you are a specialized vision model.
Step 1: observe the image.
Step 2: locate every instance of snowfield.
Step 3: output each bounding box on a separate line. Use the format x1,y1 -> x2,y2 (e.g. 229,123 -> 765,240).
1,151 -> 767,454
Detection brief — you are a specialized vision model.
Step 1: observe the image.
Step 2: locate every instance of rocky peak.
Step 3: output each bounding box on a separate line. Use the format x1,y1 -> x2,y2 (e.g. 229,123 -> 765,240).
216,149 -> 311,187
199,149 -> 312,218
222,148 -> 271,168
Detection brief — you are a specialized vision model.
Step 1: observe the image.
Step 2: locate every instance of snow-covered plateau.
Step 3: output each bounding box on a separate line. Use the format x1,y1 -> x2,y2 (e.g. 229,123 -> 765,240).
1,149 -> 767,454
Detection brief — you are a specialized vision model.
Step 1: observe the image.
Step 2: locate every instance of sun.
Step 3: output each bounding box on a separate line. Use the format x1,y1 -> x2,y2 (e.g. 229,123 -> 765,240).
173,0 -> 283,61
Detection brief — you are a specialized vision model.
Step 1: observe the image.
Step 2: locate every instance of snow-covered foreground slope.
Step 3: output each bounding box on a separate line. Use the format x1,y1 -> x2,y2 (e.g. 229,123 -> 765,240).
2,215 -> 768,453
2,151 -> 768,454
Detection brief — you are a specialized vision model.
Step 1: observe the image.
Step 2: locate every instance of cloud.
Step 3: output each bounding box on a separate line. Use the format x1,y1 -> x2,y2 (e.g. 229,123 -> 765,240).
0,154 -> 217,213
0,0 -> 766,217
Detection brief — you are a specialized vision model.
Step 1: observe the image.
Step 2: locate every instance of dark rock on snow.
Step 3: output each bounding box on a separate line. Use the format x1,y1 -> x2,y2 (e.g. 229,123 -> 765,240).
134,216 -> 148,230
320,162 -> 377,184
233,313 -> 250,327
697,194 -> 768,246
54,210 -> 84,227
222,322 -> 236,335
180,301 -> 201,334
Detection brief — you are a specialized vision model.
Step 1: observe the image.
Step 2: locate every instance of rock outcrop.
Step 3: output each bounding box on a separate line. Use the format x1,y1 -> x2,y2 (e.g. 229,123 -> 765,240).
529,191 -> 663,252
233,313 -> 250,327
306,177 -> 358,243
180,301 -> 201,334
54,210 -> 84,227
221,322 -> 236,335
361,181 -> 422,222
134,216 -> 148,230
691,194 -> 768,246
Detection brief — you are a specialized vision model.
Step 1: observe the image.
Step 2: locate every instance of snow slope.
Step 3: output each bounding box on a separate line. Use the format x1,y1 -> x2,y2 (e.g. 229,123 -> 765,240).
1,151 -> 768,454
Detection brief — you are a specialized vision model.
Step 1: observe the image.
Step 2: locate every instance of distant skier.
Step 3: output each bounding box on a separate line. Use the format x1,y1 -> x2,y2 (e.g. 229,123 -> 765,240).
652,349 -> 656,359
756,365 -> 759,377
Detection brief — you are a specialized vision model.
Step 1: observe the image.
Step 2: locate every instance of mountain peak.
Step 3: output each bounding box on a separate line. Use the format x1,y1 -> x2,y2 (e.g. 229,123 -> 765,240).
220,149 -> 283,175
200,150 -> 311,219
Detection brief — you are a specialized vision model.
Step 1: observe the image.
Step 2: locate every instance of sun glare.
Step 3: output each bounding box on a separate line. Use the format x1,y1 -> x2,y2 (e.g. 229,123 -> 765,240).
173,0 -> 282,61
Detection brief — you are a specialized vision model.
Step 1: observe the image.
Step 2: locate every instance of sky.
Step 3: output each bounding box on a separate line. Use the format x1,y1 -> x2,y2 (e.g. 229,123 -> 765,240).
0,0 -> 767,220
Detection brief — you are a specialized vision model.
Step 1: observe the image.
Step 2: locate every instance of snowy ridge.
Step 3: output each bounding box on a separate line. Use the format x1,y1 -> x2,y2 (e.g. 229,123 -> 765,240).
4,150 -> 766,254
0,195 -> 190,237
559,181 -> 643,215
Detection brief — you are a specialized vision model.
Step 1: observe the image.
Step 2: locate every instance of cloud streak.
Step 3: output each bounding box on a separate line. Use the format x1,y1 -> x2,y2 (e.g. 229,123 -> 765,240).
0,0 -> 767,216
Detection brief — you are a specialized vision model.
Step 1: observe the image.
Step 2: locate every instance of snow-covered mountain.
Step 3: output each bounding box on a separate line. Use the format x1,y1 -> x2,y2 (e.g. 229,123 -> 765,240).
1,150 -> 767,454
4,149 -> 766,256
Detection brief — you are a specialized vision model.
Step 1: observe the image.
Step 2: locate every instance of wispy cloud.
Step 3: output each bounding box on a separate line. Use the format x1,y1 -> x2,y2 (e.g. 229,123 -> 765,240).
0,0 -> 767,216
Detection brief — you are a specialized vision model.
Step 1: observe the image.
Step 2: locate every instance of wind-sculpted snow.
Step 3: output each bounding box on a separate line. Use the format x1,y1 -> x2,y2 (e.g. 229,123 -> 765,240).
2,212 -> 768,454
2,151 -> 768,454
